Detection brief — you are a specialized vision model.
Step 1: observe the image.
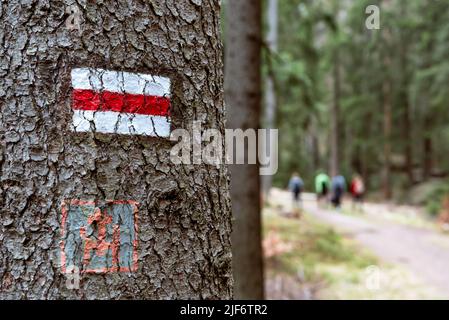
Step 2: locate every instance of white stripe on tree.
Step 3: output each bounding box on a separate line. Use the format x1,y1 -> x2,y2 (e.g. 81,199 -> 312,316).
72,110 -> 171,137
71,68 -> 171,97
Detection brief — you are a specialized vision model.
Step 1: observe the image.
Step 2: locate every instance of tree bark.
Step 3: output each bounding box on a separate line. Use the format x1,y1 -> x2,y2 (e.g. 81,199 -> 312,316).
225,0 -> 264,299
0,0 -> 232,299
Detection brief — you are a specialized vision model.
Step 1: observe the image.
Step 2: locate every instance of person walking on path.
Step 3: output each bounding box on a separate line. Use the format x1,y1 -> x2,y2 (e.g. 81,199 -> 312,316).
315,172 -> 330,207
350,174 -> 365,211
331,175 -> 346,209
289,172 -> 304,210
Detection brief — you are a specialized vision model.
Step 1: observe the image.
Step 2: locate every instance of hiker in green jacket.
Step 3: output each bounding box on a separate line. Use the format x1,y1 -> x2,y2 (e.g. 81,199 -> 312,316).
315,172 -> 330,207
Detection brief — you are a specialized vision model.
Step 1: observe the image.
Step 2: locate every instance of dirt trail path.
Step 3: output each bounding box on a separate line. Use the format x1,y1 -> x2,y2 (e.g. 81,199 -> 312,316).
270,189 -> 449,298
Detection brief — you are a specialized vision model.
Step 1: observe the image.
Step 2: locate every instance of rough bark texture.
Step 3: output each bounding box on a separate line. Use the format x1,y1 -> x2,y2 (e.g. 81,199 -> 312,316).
0,0 -> 232,299
225,0 -> 264,300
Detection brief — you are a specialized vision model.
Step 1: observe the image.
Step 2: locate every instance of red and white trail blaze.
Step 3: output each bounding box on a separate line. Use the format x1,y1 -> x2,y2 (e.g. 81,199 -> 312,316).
70,68 -> 171,137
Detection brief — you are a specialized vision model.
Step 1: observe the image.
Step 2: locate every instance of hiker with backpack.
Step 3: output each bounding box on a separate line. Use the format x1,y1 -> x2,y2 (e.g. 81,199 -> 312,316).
331,174 -> 346,209
315,172 -> 330,207
288,172 -> 304,207
350,174 -> 365,211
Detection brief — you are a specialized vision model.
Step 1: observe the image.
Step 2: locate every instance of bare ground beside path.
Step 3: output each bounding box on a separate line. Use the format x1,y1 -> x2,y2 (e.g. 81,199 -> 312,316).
270,189 -> 449,299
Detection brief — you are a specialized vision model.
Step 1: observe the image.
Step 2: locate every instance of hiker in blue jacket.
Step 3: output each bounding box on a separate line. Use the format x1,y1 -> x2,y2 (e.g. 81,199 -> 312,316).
331,174 -> 346,209
289,172 -> 304,206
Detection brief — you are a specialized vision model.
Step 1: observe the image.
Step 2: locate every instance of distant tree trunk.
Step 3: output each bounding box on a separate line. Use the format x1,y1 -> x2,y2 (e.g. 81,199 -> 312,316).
399,1 -> 414,185
422,14 -> 434,182
261,0 -> 278,198
383,79 -> 392,199
330,48 -> 341,177
352,145 -> 362,175
0,0 -> 232,299
382,63 -> 392,200
311,123 -> 321,172
361,110 -> 373,190
225,0 -> 264,299
402,100 -> 413,183
423,118 -> 433,180
381,19 -> 393,200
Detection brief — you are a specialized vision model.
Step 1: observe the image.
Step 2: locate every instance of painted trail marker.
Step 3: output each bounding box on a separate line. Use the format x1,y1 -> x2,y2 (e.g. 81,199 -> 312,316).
71,68 -> 171,137
61,200 -> 139,273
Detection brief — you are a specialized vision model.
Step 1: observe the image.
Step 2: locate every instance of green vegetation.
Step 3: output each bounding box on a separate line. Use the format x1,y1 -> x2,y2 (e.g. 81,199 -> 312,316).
396,180 -> 449,216
264,207 -> 376,285
416,182 -> 449,216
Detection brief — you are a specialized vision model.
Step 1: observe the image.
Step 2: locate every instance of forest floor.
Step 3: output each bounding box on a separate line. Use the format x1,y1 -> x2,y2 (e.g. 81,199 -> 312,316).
263,188 -> 449,299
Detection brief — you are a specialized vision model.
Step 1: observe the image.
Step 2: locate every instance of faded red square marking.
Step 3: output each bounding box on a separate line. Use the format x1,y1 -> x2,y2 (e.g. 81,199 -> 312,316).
61,200 -> 139,274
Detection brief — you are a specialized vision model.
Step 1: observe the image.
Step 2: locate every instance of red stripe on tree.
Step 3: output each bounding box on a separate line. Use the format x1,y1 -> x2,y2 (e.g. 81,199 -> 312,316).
72,89 -> 171,116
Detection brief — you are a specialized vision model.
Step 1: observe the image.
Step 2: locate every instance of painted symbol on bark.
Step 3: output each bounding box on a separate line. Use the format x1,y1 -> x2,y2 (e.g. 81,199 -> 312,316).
70,68 -> 172,137
61,200 -> 139,273
65,4 -> 83,36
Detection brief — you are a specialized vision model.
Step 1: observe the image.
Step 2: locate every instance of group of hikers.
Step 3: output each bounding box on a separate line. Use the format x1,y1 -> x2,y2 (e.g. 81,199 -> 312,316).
288,171 -> 365,210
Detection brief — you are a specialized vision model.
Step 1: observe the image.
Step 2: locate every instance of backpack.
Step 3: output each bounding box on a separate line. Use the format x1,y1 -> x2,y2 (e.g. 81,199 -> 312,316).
321,181 -> 328,194
354,179 -> 365,194
293,181 -> 301,194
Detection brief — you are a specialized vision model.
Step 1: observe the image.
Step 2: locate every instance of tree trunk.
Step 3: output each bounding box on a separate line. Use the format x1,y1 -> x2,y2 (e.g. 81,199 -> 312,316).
311,123 -> 321,172
225,0 -> 264,299
382,64 -> 392,200
399,1 -> 414,185
361,110 -> 373,190
0,0 -> 232,299
423,118 -> 433,180
330,47 -> 341,177
421,9 -> 434,182
261,0 -> 278,198
402,100 -> 413,184
381,16 -> 393,200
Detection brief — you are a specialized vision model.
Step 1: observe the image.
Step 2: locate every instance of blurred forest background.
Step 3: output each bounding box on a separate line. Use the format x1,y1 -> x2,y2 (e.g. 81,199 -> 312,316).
223,0 -> 449,300
259,0 -> 449,212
